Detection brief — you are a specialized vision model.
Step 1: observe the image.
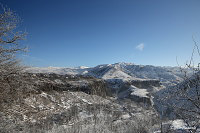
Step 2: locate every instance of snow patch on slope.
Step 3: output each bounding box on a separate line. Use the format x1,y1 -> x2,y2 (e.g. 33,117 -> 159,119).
171,119 -> 188,130
131,87 -> 149,98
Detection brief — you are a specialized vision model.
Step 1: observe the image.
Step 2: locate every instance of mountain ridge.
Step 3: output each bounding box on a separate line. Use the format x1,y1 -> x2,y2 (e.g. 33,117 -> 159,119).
26,62 -> 192,86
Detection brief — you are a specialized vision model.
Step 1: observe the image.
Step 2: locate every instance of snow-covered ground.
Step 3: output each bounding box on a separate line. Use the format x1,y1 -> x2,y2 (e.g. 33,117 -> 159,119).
171,119 -> 189,130
130,86 -> 149,98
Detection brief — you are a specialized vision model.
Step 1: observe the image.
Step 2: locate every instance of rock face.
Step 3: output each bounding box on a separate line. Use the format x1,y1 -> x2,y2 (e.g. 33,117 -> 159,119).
29,73 -> 111,97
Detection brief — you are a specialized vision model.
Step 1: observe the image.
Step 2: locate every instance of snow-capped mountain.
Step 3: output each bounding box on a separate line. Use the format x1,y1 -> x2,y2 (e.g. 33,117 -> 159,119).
26,62 -> 192,86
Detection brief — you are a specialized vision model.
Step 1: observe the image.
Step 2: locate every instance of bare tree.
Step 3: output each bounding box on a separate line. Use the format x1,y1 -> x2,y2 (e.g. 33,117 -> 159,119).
0,7 -> 26,76
0,7 -> 28,108
165,40 -> 200,132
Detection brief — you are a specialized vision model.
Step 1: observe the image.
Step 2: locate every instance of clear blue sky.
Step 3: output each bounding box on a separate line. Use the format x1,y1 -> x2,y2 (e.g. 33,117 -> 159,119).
2,0 -> 200,67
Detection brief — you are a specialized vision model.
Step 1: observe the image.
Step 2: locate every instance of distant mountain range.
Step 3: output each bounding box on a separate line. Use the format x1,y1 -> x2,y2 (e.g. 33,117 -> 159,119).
26,62 -> 192,86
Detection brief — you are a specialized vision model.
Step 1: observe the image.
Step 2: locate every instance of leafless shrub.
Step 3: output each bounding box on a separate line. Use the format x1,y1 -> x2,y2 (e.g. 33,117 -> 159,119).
165,39 -> 200,132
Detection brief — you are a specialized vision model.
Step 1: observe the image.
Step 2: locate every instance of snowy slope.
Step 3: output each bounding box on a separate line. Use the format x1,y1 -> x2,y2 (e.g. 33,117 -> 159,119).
26,62 -> 192,86
118,85 -> 149,98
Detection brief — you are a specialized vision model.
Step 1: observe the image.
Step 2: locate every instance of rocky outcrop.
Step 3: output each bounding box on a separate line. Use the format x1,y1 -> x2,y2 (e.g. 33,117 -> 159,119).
28,73 -> 112,97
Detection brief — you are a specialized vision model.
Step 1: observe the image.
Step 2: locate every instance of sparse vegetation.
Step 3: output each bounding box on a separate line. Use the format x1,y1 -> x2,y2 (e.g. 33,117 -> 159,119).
1,3 -> 200,133
169,42 -> 200,132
